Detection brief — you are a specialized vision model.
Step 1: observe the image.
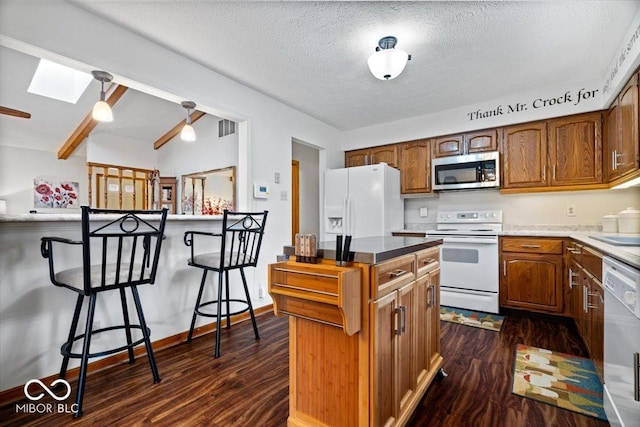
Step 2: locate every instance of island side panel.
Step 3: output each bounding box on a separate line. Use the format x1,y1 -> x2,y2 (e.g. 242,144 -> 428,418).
289,317 -> 360,426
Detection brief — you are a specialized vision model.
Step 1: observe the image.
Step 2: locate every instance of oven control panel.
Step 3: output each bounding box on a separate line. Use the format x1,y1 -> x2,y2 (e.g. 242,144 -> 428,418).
437,209 -> 502,224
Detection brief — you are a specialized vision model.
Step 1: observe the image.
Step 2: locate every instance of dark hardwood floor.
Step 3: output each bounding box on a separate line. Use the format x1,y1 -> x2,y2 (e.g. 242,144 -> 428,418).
409,311 -> 609,427
0,310 -> 608,427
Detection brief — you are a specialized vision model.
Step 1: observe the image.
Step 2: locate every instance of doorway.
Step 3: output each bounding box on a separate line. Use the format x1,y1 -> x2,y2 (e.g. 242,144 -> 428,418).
291,140 -> 320,242
291,160 -> 299,244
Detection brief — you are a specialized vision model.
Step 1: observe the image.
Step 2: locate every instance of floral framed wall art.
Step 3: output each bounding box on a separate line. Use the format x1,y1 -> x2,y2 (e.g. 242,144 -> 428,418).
34,178 -> 79,209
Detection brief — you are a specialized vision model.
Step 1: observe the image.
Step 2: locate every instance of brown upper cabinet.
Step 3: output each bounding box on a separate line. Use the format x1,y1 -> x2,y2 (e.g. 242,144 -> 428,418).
345,145 -> 398,168
501,121 -> 548,188
607,73 -> 639,182
433,129 -> 498,158
502,112 -> 604,190
547,111 -> 603,186
399,139 -> 431,194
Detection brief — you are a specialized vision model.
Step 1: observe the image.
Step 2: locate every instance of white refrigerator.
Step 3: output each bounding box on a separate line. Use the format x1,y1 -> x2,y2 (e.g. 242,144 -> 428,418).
323,163 -> 403,240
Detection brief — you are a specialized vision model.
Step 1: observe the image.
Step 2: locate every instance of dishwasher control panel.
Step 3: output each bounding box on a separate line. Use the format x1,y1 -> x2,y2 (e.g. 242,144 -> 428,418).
603,256 -> 639,318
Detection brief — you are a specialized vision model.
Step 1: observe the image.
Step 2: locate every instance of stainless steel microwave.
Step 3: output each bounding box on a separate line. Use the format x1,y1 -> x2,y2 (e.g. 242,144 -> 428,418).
432,151 -> 500,191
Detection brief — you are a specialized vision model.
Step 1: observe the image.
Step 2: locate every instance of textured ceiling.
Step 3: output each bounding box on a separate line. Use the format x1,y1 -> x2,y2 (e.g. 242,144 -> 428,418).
1,0 -> 638,153
69,0 -> 640,131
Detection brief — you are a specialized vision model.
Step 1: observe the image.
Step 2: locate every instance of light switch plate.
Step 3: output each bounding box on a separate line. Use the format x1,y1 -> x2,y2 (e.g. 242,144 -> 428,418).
419,207 -> 429,217
274,172 -> 280,184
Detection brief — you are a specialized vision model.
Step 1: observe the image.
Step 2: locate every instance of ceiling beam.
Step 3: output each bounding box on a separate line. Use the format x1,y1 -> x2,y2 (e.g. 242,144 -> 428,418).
153,111 -> 206,150
57,84 -> 129,160
0,106 -> 31,119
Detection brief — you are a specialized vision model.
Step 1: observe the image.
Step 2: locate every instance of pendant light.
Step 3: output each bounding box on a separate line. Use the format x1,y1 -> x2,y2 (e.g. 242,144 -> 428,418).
367,36 -> 411,80
180,101 -> 197,142
91,70 -> 114,122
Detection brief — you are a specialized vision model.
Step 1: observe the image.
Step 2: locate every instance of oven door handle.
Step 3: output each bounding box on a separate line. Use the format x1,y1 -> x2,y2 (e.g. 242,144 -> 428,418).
439,236 -> 498,244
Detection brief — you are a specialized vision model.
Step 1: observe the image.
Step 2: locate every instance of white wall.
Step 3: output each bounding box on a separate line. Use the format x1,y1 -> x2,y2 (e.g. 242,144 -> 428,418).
292,140 -> 320,236
0,145 -> 88,214
404,188 -> 640,229
87,133 -> 158,169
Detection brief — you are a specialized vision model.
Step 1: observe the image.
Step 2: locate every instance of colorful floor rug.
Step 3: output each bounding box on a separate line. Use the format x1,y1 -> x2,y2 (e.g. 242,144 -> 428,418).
439,306 -> 505,332
512,344 -> 607,421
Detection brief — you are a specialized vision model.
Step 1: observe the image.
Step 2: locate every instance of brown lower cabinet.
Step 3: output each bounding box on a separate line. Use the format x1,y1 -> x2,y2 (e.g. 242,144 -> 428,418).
567,242 -> 604,379
499,237 -> 564,314
268,245 -> 442,427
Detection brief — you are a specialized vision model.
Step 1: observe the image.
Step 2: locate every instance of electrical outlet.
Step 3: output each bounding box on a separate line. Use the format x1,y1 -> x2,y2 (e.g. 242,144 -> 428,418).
566,204 -> 576,217
419,207 -> 429,218
258,287 -> 264,298
280,190 -> 288,201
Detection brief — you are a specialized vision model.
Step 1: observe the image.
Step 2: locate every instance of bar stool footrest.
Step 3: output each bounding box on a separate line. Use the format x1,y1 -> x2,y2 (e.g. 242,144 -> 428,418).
194,298 -> 251,318
61,324 -> 151,359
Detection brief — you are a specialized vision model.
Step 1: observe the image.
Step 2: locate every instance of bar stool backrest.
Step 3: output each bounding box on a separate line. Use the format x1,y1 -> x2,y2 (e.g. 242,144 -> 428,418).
79,206 -> 168,295
219,210 -> 268,270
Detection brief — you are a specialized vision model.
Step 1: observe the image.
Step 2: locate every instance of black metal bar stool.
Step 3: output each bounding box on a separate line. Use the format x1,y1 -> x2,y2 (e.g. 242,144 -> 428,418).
40,206 -> 168,417
183,210 -> 268,358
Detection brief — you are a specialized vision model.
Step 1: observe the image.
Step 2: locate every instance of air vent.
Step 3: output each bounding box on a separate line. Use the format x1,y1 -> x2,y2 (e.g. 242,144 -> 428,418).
218,119 -> 236,137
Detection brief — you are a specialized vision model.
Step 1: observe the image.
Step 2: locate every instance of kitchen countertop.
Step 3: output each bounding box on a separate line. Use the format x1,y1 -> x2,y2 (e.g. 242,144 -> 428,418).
283,236 -> 443,264
0,213 -> 224,222
393,229 -> 640,269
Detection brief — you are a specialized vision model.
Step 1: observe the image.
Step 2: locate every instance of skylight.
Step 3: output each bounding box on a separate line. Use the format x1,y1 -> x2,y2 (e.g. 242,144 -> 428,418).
27,59 -> 92,104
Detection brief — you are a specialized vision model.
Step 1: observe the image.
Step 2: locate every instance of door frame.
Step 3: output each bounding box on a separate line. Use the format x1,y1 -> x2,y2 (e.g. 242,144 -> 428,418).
291,159 -> 300,244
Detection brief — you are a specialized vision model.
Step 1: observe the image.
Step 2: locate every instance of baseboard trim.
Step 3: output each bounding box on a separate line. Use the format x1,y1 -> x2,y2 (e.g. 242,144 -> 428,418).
0,305 -> 274,405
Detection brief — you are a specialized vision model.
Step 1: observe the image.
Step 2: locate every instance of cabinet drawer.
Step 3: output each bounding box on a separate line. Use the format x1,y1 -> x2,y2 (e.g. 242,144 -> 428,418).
416,247 -> 439,278
501,237 -> 563,254
268,261 -> 362,335
372,254 -> 416,299
582,246 -> 603,282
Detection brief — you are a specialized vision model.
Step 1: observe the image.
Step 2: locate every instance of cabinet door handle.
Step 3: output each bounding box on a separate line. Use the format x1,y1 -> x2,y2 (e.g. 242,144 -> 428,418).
542,165 -> 546,181
583,285 -> 589,312
520,244 -> 542,249
568,268 -> 578,289
422,258 -> 436,265
389,270 -> 407,278
503,260 -> 506,276
401,306 -> 407,334
634,353 -> 639,402
553,164 -> 556,181
394,307 -> 403,336
612,151 -> 616,170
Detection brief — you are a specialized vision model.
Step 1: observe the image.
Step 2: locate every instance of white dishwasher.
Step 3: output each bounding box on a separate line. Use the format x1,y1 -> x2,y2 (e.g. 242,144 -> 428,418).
603,256 -> 640,427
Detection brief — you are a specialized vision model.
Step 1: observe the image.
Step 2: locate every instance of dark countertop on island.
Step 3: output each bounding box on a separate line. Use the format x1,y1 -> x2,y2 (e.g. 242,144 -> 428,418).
283,236 -> 443,264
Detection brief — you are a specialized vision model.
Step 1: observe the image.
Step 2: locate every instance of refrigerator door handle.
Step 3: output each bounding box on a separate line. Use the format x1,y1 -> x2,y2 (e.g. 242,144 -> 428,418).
342,195 -> 349,236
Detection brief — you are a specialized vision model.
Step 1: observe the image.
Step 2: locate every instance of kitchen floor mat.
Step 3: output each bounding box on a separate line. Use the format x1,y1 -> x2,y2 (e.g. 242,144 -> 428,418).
512,344 -> 607,421
439,306 -> 505,332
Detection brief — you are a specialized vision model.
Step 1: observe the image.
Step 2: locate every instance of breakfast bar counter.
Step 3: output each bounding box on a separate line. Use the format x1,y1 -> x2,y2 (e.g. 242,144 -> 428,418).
0,213 -> 256,394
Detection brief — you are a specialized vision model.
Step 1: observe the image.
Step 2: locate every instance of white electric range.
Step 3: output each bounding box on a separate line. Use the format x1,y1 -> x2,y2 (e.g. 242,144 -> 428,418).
427,209 -> 502,314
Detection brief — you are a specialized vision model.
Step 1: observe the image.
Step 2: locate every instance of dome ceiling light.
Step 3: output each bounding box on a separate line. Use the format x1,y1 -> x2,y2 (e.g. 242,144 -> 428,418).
367,36 -> 411,81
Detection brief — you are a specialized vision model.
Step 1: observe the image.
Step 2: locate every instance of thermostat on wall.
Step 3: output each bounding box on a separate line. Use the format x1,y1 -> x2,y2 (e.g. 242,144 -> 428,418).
253,183 -> 270,199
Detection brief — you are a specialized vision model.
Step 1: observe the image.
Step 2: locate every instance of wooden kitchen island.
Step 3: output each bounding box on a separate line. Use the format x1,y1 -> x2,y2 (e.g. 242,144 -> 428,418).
268,236 -> 443,427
